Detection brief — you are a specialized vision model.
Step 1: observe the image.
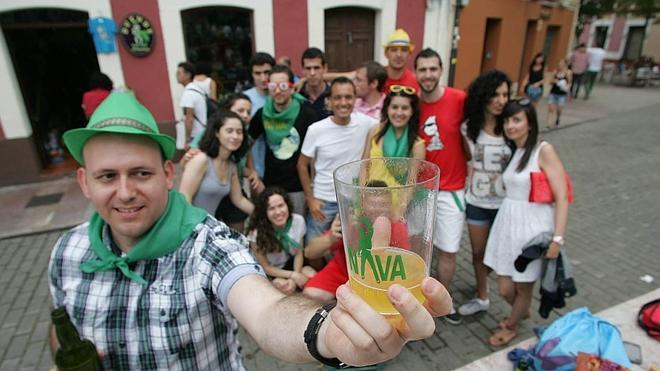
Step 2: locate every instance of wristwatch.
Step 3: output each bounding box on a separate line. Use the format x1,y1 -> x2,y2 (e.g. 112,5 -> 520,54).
552,235 -> 565,246
304,303 -> 347,368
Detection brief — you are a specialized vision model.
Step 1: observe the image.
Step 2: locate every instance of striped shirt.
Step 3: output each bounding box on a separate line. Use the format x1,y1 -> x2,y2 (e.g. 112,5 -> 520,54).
48,217 -> 265,370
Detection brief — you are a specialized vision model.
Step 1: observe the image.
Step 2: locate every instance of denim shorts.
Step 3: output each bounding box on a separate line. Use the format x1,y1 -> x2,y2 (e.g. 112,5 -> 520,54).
548,93 -> 567,106
526,85 -> 543,102
466,203 -> 498,226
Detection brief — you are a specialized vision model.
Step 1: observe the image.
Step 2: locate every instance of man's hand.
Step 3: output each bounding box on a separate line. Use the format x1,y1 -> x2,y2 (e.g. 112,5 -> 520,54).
329,216 -> 342,242
247,172 -> 265,194
308,198 -> 326,221
291,271 -> 309,288
314,214 -> 452,366
317,279 -> 451,366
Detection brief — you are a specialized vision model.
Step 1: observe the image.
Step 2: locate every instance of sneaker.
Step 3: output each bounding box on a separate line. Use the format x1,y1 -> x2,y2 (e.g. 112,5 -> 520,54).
443,308 -> 463,325
458,298 -> 490,316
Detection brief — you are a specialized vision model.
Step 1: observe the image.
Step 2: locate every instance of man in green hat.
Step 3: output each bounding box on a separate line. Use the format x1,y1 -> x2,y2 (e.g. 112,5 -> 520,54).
49,91 -> 453,370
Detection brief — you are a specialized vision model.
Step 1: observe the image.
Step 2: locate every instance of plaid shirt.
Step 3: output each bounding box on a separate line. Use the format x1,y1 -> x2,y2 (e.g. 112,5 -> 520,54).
49,217 -> 265,370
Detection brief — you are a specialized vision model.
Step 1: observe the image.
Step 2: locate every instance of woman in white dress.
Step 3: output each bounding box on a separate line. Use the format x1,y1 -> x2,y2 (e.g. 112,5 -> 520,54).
484,99 -> 570,347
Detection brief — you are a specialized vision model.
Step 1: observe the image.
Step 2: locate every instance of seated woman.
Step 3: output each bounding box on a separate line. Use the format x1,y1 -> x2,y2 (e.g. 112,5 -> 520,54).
179,110 -> 254,217
246,187 -> 316,295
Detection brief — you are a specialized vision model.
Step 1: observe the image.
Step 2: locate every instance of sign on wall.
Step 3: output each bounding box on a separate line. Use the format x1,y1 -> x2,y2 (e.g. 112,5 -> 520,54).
119,13 -> 154,57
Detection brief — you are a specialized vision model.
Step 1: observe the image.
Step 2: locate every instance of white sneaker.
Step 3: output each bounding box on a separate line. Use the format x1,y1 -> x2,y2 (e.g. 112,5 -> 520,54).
458,298 -> 490,316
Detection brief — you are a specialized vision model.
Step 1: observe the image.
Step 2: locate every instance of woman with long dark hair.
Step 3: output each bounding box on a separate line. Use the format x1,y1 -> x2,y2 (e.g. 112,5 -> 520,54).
521,53 -> 546,107
246,187 -> 316,295
213,93 -> 264,232
179,110 -> 254,216
484,99 -> 570,347
457,70 -> 512,318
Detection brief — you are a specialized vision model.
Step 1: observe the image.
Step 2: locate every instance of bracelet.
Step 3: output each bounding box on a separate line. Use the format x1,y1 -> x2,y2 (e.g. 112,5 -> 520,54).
303,303 -> 346,368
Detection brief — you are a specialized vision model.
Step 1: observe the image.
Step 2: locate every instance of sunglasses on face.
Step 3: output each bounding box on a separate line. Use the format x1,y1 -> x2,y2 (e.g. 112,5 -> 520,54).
267,82 -> 292,92
389,85 -> 416,95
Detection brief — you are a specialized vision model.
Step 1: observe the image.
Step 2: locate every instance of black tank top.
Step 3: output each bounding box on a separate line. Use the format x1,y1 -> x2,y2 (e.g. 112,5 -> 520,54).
550,71 -> 568,95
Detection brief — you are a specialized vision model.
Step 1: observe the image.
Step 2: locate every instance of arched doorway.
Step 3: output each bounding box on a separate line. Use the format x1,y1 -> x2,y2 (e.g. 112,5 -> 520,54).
180,7 -> 254,96
324,7 -> 375,72
0,8 -> 99,170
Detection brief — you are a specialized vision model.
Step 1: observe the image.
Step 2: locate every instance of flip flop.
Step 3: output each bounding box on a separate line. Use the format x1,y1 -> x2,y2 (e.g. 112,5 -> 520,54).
488,327 -> 517,347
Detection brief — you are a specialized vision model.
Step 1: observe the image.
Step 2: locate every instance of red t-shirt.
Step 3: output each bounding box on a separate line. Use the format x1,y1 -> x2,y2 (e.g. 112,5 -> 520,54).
383,69 -> 420,93
305,222 -> 410,294
418,87 -> 467,191
82,88 -> 111,118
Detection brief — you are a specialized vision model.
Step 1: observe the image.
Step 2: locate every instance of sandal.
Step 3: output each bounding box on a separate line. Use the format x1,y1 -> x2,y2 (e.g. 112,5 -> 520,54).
488,327 -> 517,347
499,313 -> 530,329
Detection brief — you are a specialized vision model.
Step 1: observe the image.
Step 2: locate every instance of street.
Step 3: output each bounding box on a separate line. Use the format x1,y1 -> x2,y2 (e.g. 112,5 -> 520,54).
1,84 -> 659,370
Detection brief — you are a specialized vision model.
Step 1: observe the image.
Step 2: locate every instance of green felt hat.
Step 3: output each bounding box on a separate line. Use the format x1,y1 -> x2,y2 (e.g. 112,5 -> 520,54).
63,91 -> 175,164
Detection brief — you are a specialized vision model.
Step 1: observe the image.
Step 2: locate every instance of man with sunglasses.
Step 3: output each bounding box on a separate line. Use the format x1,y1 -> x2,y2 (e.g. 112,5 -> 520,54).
415,48 -> 468,325
249,64 -> 318,215
298,77 -> 378,241
383,29 -> 420,93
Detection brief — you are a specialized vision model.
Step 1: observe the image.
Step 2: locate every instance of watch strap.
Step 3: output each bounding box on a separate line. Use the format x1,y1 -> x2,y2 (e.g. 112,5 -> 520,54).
304,302 -> 346,368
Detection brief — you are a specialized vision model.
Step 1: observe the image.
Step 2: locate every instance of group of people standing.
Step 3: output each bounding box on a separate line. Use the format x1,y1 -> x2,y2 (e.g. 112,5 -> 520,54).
49,27 -> 573,370
175,28 -> 571,349
521,43 -> 606,129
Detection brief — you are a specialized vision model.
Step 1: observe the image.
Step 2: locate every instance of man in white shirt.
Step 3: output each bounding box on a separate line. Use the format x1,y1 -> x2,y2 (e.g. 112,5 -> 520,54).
585,46 -> 606,99
353,61 -> 387,121
298,77 -> 378,240
176,62 -> 206,144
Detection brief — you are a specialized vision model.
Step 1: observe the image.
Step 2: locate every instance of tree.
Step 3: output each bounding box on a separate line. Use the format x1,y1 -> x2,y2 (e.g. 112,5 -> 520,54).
575,0 -> 659,46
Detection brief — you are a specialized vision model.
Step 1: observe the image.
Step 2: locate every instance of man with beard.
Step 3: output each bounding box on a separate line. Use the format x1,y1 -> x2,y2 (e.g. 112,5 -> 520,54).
415,48 -> 467,325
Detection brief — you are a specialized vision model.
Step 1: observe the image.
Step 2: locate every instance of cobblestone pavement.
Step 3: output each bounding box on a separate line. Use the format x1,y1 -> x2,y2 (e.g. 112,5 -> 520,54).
1,86 -> 659,370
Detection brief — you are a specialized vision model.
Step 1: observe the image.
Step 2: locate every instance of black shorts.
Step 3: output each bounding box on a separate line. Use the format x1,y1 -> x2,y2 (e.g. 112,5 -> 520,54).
215,194 -> 249,224
466,203 -> 498,226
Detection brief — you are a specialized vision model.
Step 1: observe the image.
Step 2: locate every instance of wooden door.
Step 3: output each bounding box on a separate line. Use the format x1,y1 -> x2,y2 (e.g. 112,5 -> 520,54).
325,7 -> 374,72
480,18 -> 502,73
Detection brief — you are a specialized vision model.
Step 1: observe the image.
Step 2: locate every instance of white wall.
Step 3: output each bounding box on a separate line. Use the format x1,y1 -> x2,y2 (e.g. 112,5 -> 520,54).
423,0 -> 453,85
307,0 -> 397,67
0,0 -> 124,139
158,0 -> 274,121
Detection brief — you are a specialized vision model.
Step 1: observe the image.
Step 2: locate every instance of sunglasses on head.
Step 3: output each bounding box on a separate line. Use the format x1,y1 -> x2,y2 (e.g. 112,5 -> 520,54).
514,98 -> 531,106
267,81 -> 292,91
389,85 -> 416,95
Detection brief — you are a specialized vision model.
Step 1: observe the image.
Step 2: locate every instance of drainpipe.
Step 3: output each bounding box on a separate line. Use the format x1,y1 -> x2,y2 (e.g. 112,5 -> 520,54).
447,0 -> 467,87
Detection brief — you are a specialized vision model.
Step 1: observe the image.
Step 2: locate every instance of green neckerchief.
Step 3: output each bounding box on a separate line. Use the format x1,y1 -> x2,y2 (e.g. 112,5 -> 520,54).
383,125 -> 410,184
262,93 -> 305,148
80,190 -> 207,285
273,217 -> 301,255
236,155 -> 247,182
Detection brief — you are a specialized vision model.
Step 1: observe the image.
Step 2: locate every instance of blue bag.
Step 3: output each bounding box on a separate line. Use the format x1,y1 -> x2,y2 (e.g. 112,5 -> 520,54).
531,307 -> 631,370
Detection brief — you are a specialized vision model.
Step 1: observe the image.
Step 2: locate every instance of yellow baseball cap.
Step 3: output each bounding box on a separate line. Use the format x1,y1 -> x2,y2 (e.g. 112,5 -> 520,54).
383,28 -> 414,51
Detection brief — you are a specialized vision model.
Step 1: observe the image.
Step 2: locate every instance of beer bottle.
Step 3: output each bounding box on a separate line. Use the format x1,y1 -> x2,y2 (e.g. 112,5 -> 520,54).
515,358 -> 530,371
52,308 -> 104,371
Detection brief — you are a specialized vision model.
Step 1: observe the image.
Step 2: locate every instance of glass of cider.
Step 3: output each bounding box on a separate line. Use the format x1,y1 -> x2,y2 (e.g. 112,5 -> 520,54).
333,158 -> 439,318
